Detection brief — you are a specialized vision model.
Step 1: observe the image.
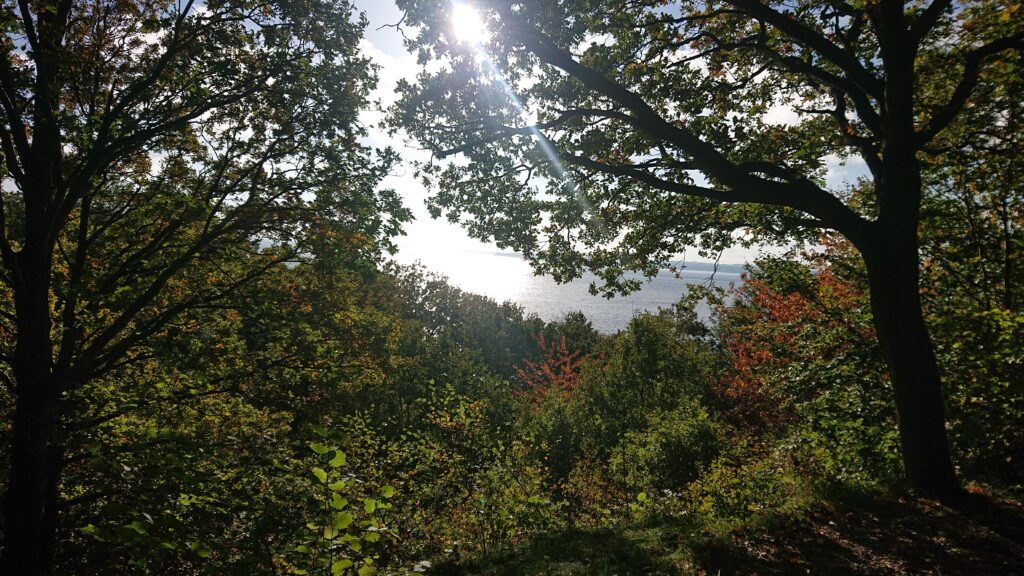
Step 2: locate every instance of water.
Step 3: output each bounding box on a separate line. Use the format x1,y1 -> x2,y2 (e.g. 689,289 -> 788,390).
403,250 -> 745,333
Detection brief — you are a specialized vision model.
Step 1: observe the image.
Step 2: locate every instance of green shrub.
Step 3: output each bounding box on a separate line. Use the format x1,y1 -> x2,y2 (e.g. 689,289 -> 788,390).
687,456 -> 792,520
609,400 -> 722,493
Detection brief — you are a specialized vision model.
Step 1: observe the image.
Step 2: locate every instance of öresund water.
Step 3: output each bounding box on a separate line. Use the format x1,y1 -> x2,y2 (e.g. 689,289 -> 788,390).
407,250 -> 745,333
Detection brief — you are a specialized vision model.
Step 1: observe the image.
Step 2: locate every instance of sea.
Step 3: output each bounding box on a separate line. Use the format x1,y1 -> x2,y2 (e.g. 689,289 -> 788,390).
403,250 -> 746,333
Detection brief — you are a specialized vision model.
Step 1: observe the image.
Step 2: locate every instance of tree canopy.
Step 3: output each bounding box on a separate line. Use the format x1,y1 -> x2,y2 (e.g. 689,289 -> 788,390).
393,0 -> 1020,280
390,0 -> 1023,497
0,0 -> 407,572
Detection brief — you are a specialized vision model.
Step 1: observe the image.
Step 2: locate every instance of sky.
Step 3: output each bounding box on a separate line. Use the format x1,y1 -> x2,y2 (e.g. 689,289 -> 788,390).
351,0 -> 869,271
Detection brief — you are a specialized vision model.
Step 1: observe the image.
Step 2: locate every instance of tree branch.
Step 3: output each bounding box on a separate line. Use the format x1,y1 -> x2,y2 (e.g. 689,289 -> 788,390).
501,13 -> 870,243
437,108 -> 630,158
919,32 -> 1024,144
910,0 -> 953,41
724,0 -> 884,101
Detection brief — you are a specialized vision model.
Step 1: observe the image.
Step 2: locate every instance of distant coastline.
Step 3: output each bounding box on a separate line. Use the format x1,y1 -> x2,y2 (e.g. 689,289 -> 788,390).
402,250 -> 746,333
463,249 -> 748,274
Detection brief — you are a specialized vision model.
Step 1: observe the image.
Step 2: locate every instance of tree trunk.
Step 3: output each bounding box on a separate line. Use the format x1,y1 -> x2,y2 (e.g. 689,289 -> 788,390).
2,251 -> 62,575
861,231 -> 961,500
1,377 -> 62,576
862,20 -> 962,499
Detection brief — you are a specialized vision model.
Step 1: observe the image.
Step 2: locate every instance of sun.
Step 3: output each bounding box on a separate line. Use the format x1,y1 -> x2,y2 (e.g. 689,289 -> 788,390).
451,3 -> 489,45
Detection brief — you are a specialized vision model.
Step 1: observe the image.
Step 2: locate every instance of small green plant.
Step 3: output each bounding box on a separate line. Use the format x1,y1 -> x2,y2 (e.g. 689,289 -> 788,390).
287,427 -> 398,576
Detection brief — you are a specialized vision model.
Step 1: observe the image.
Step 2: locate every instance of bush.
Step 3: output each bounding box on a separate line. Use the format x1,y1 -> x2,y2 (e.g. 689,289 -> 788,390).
687,455 -> 793,520
608,400 -> 722,493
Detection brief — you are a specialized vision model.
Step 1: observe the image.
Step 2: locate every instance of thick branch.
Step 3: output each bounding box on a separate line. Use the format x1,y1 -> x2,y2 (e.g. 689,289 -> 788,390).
502,14 -> 869,242
910,0 -> 953,41
919,32 -> 1024,144
0,56 -> 32,165
761,49 -> 882,133
724,0 -> 884,101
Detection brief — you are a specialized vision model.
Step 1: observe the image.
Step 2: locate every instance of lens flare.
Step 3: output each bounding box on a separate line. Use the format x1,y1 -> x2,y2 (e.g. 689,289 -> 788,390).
451,3 -> 488,45
476,60 -> 607,236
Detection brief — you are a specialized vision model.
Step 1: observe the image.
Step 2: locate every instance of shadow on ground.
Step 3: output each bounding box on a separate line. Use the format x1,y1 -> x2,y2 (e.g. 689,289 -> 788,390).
431,525 -> 682,576
432,491 -> 1024,575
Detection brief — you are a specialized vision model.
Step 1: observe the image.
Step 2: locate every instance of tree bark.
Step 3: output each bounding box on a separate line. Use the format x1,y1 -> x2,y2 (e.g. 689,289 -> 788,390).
2,378 -> 63,575
860,16 -> 962,499
861,227 -> 961,500
1,244 -> 62,575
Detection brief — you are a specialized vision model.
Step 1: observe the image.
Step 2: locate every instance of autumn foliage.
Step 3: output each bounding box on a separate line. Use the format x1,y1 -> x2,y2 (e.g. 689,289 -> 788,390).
718,259 -> 879,434
513,333 -> 587,407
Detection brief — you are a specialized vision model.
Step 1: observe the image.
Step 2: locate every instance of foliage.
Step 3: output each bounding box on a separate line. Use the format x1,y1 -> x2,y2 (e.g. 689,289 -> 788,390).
390,0 -> 1024,497
917,40 -> 1024,485
513,332 -> 586,407
287,431 -> 397,576
608,401 -> 721,493
687,455 -> 793,520
0,0 -> 409,571
389,0 -> 1022,293
371,263 -> 545,384
716,255 -> 903,487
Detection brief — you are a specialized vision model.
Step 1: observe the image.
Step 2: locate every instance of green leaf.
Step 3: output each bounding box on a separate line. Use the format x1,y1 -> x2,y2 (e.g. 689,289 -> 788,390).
332,559 -> 353,575
380,485 -> 395,498
189,541 -> 212,558
329,450 -> 347,468
312,467 -> 328,483
127,520 -> 148,535
80,524 -> 105,541
331,493 -> 349,510
310,442 -> 331,455
637,492 -> 648,502
363,499 -> 377,513
334,511 -> 353,530
357,566 -> 377,576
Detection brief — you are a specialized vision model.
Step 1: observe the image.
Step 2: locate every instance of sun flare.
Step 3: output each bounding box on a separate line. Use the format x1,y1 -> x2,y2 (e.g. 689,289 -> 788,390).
451,3 -> 489,45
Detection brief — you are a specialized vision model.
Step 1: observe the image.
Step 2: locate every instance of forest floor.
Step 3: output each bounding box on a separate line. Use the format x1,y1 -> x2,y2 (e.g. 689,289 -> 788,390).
433,488 -> 1024,575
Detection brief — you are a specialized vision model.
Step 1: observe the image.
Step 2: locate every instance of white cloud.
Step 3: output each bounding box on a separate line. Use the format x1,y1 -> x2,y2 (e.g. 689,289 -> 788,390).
764,102 -> 800,126
824,154 -> 870,190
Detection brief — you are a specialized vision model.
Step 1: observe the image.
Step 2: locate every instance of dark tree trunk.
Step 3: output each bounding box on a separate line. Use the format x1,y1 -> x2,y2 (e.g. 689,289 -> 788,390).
861,225 -> 961,500
1,375 -> 62,576
1,247 -> 62,575
860,20 -> 962,500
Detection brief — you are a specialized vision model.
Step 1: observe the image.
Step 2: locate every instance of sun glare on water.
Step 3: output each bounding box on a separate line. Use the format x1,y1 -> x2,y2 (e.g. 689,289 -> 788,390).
451,3 -> 489,45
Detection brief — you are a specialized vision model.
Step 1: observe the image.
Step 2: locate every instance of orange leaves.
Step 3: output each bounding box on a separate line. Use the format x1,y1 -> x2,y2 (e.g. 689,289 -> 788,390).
513,332 -> 587,408
718,325 -> 783,432
717,263 -> 873,432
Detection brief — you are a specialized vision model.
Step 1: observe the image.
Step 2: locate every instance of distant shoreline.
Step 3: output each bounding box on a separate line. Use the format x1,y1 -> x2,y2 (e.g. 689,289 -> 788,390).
453,250 -> 748,276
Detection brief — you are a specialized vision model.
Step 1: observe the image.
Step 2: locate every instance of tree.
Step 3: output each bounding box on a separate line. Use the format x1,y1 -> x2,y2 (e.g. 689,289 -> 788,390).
717,253 -> 902,484
0,0 -> 406,572
513,331 -> 586,406
391,0 -> 1024,498
917,43 -> 1024,483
